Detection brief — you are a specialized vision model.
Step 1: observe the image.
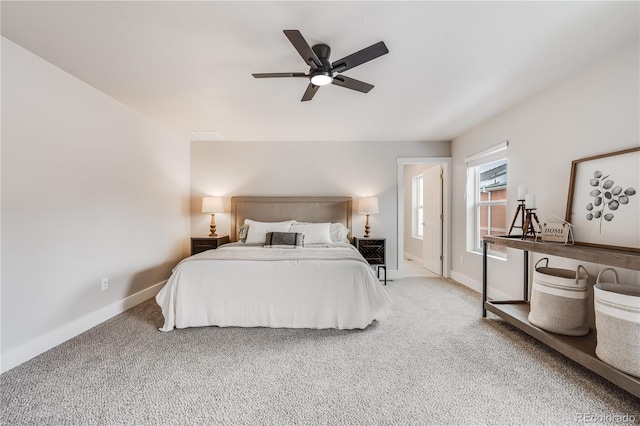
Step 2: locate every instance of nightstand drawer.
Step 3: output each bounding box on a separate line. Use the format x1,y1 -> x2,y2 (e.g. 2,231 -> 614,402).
191,236 -> 229,255
353,237 -> 386,265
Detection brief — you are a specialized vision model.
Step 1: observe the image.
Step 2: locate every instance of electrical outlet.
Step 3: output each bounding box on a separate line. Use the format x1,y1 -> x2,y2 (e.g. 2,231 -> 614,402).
460,255 -> 464,264
101,277 -> 109,291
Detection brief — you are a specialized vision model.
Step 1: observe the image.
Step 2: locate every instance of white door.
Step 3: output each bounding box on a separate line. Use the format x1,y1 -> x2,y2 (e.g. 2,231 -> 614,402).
422,164 -> 443,275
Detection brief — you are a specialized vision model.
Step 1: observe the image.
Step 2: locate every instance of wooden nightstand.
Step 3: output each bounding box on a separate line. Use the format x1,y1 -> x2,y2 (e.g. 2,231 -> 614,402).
191,236 -> 229,255
353,237 -> 387,285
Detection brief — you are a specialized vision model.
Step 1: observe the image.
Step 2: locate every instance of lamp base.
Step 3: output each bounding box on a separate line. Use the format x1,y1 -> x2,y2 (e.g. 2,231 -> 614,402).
209,214 -> 217,237
364,214 -> 371,237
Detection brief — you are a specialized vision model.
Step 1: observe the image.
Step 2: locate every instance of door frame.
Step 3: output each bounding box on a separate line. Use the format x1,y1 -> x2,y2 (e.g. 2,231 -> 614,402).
397,157 -> 452,278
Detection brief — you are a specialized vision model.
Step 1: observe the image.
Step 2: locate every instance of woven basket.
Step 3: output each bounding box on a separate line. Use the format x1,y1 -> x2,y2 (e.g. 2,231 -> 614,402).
594,268 -> 640,378
528,258 -> 590,336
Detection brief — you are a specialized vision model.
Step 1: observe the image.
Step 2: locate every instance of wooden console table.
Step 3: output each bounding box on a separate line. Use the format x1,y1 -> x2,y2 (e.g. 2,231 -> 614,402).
482,235 -> 640,398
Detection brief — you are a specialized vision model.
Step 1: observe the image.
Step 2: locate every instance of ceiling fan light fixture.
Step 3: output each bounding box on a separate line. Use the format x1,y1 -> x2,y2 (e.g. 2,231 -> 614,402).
253,30 -> 388,101
310,72 -> 332,86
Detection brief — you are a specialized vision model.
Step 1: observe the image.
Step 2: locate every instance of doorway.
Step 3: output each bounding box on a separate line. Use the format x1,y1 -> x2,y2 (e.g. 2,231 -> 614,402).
397,158 -> 451,278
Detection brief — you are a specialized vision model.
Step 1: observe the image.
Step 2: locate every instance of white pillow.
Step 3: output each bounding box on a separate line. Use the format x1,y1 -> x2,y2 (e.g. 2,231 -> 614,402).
290,222 -> 332,245
244,220 -> 294,244
330,223 -> 350,243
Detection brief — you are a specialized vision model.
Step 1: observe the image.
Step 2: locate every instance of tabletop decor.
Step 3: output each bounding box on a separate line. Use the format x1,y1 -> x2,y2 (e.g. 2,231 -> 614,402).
357,196 -> 379,237
508,186 -> 539,238
202,196 -> 224,237
536,215 -> 574,245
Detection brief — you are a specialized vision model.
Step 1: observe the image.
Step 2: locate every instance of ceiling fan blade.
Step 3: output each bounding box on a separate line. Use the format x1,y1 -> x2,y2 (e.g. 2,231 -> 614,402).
331,41 -> 389,73
283,30 -> 322,68
332,75 -> 374,93
301,83 -> 319,102
252,72 -> 308,78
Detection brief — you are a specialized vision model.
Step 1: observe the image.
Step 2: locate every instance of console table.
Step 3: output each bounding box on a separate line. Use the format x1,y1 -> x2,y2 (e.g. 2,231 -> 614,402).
482,235 -> 640,398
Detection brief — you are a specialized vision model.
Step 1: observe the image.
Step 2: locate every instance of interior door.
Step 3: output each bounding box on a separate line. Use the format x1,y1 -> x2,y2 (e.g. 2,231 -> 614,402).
422,164 -> 443,275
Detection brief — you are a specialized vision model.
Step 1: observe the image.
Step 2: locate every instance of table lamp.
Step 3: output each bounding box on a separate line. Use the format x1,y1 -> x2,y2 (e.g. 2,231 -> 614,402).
202,197 -> 224,237
357,197 -> 379,237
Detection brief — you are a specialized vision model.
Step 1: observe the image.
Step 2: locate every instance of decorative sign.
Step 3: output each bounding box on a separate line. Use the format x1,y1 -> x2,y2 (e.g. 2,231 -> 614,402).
541,222 -> 571,243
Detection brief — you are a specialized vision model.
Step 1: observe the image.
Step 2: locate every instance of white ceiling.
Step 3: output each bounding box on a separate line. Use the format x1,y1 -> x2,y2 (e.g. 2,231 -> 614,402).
2,1 -> 638,142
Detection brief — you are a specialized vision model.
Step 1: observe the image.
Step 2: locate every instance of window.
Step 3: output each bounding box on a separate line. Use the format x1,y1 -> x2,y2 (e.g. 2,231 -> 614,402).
465,143 -> 508,258
412,174 -> 424,238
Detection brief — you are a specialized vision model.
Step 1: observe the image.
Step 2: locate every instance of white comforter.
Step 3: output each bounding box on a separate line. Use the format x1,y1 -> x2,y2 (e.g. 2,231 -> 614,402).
156,243 -> 392,331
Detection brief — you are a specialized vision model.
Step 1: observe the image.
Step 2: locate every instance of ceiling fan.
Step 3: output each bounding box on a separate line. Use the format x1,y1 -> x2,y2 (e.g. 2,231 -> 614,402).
252,30 -> 389,102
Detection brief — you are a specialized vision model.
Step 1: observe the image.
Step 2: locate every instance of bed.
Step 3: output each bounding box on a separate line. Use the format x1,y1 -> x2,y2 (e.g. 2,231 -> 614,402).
156,196 -> 392,331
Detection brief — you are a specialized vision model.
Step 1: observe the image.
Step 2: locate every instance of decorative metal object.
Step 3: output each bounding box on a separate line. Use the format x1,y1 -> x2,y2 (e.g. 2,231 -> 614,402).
507,199 -> 527,237
523,208 -> 541,239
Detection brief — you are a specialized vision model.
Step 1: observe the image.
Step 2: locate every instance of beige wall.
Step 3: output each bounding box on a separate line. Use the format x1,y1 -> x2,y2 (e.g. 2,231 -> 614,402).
190,140 -> 451,271
1,38 -> 191,371
450,41 -> 640,298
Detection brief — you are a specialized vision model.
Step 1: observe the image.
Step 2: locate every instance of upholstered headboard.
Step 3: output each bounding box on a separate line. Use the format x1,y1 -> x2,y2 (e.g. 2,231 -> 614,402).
230,196 -> 352,242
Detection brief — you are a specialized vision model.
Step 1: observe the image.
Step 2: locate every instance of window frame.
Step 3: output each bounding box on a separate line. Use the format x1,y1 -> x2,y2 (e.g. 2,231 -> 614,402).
465,142 -> 508,259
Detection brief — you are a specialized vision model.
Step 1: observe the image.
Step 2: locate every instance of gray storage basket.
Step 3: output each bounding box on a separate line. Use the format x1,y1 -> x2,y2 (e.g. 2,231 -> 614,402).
594,268 -> 640,378
528,258 -> 590,336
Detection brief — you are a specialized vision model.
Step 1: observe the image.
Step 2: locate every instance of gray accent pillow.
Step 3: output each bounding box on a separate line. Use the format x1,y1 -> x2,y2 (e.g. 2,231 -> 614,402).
264,232 -> 304,248
238,224 -> 250,242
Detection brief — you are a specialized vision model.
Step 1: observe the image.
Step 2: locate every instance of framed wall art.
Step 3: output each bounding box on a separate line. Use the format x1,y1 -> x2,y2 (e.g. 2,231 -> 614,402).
565,147 -> 639,252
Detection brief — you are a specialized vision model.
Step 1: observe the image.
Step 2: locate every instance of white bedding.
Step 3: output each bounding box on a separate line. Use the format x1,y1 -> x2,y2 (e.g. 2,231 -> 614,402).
156,243 -> 392,331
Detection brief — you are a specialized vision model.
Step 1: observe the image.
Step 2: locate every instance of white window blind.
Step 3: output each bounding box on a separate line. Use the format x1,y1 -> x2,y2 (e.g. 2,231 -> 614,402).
464,141 -> 508,167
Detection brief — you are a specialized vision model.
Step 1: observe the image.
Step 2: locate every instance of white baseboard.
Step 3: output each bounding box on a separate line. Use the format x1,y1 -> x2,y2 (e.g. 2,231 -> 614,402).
449,270 -> 511,300
1,281 -> 166,374
403,252 -> 422,264
387,269 -> 400,280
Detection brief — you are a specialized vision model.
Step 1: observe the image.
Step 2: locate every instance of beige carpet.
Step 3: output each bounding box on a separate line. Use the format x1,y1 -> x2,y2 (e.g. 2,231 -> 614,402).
403,258 -> 440,278
2,277 -> 638,425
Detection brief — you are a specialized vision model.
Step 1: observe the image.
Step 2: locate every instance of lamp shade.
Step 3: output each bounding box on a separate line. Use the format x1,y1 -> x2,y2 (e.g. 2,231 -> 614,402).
202,197 -> 224,213
357,197 -> 379,214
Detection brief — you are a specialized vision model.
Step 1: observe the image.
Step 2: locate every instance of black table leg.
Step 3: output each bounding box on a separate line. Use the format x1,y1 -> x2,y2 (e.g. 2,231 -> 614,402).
524,250 -> 529,301
482,240 -> 488,317
377,265 -> 387,285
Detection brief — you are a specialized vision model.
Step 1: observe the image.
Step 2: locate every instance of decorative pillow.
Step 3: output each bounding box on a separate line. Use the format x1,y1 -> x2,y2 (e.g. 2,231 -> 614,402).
264,232 -> 304,248
244,220 -> 294,244
329,223 -> 350,243
238,224 -> 250,242
290,222 -> 332,245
